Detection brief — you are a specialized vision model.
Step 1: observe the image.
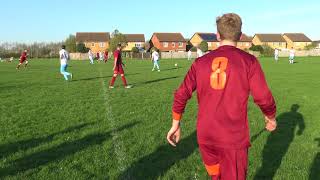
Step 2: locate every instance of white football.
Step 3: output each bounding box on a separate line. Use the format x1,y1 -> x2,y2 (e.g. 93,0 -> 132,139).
175,63 -> 178,67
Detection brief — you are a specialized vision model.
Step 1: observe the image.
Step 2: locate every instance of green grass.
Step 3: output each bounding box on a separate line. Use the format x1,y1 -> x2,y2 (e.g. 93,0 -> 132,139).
0,57 -> 320,180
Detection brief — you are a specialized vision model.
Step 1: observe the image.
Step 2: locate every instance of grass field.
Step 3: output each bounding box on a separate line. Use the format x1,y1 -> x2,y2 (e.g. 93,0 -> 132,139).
0,57 -> 320,180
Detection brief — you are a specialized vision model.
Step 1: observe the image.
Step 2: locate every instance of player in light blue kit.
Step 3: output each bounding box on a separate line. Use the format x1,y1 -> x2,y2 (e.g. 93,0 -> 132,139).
59,45 -> 72,81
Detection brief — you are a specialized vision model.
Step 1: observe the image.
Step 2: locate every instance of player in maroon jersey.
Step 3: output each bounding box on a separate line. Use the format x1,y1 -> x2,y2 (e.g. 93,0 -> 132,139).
104,50 -> 109,63
109,44 -> 131,89
16,50 -> 29,69
167,13 -> 277,180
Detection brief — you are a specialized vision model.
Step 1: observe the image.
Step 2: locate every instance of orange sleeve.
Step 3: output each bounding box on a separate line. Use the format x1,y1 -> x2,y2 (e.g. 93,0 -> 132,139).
172,111 -> 182,121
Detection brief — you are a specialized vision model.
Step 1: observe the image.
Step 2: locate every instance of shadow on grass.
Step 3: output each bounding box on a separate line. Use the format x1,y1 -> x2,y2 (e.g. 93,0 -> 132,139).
309,138 -> 320,180
72,73 -> 140,82
119,131 -> 197,180
133,76 -> 180,86
254,104 -> 305,180
161,67 -> 182,71
0,122 -> 95,159
0,121 -> 139,178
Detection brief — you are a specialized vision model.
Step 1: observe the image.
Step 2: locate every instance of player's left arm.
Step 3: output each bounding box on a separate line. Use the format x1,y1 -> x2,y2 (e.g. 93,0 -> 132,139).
167,62 -> 197,146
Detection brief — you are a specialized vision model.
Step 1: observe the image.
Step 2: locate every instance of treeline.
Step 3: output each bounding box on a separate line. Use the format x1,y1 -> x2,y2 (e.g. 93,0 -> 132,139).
0,42 -> 63,59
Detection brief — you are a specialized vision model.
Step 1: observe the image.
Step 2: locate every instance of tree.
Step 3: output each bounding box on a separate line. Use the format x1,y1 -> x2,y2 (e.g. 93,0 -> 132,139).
109,29 -> 127,52
199,41 -> 208,52
65,35 -> 77,53
131,47 -> 139,53
76,42 -> 90,53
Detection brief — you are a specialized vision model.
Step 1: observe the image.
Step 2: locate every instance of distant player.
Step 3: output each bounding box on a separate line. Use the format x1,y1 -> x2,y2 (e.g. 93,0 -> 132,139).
188,50 -> 192,60
104,51 -> 109,63
197,47 -> 203,58
151,49 -> 160,72
274,48 -> 279,61
109,44 -> 132,89
16,50 -> 28,69
99,51 -> 104,61
96,52 -> 100,62
167,13 -> 277,180
59,45 -> 72,81
88,49 -> 94,64
289,47 -> 295,64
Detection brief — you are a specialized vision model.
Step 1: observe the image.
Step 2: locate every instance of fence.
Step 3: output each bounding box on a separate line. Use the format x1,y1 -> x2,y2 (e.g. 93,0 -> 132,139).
278,49 -> 320,57
70,49 -> 320,60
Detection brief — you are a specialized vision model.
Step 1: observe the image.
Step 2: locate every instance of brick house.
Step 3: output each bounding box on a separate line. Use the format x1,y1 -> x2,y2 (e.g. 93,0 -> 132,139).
283,33 -> 312,50
252,34 -> 287,49
76,32 -> 110,53
123,34 -> 145,51
237,34 -> 253,50
190,33 -> 219,50
150,33 -> 186,52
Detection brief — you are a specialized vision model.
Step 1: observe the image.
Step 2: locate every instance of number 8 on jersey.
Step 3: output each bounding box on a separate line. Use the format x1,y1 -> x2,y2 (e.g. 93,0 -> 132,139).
210,57 -> 228,90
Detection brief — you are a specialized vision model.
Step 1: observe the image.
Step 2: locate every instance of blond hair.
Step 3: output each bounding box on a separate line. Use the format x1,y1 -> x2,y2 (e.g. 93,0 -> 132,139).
216,13 -> 242,41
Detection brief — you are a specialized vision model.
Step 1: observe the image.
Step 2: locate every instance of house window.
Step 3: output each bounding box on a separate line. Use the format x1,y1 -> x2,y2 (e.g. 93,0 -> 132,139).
163,42 -> 168,47
208,42 -> 212,47
100,43 -> 105,48
135,43 -> 141,47
91,43 -> 95,47
172,42 -> 175,47
178,42 -> 183,47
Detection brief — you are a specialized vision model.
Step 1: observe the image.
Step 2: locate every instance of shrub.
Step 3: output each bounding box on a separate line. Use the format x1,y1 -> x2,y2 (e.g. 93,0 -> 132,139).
190,47 -> 197,52
261,45 -> 274,57
199,41 -> 208,52
304,42 -> 317,50
131,47 -> 139,53
249,45 -> 264,53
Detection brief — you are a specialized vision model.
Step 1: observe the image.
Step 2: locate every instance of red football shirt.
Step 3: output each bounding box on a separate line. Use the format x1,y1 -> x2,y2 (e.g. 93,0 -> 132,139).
113,50 -> 122,66
172,45 -> 276,149
20,52 -> 27,61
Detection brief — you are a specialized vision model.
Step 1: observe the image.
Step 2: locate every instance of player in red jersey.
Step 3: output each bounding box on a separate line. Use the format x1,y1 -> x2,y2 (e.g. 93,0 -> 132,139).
167,13 -> 277,180
16,50 -> 29,69
104,50 -> 109,63
109,44 -> 131,89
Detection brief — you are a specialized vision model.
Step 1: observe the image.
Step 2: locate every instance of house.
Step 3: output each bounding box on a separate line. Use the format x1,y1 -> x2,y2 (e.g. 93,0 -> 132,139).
314,41 -> 320,49
76,32 -> 110,53
123,34 -> 145,51
282,33 -> 312,50
237,34 -> 253,50
150,33 -> 186,52
252,34 -> 287,49
189,33 -> 219,50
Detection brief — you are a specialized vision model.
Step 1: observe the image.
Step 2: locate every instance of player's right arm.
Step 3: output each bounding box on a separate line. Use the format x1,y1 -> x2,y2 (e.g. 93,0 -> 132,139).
249,57 -> 277,131
167,62 -> 197,146
113,51 -> 118,70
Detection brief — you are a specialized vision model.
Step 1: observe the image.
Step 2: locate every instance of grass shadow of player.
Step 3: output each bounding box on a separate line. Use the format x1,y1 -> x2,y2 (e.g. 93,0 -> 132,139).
254,104 -> 305,180
133,76 -> 180,86
119,131 -> 197,180
309,138 -> 320,180
0,121 -> 139,178
72,76 -> 112,82
161,67 -> 182,71
0,122 -> 96,159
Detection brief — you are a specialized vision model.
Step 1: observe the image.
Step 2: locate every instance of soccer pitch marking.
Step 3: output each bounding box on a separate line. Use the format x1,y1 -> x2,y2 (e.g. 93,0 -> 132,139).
99,71 -> 129,175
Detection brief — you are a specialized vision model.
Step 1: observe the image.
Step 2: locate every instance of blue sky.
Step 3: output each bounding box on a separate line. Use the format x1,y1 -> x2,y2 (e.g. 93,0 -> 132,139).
0,0 -> 319,43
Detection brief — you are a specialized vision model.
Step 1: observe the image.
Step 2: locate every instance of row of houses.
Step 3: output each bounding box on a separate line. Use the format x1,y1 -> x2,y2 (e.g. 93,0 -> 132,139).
75,32 -> 317,53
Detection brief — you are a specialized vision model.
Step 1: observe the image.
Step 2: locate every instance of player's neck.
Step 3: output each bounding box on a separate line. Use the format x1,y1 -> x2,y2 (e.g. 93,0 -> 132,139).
220,40 -> 237,47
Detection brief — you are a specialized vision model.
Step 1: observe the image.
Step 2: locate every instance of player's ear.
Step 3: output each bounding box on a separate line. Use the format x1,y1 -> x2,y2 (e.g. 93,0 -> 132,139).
239,33 -> 243,41
217,32 -> 221,42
